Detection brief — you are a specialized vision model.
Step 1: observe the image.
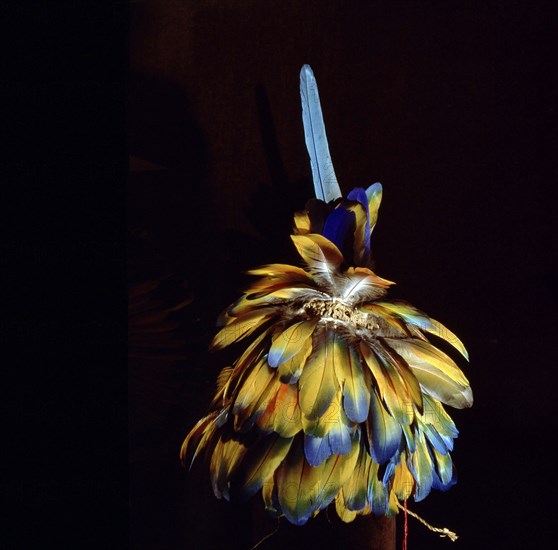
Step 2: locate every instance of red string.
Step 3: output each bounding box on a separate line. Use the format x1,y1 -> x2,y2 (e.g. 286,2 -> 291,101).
402,499 -> 408,550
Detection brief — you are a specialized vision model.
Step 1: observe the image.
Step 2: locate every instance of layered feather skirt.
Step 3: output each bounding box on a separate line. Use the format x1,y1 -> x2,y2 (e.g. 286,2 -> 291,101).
181,184 -> 472,525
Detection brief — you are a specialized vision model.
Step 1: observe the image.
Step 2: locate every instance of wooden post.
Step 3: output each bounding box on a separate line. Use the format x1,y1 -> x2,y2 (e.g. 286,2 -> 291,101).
251,499 -> 395,550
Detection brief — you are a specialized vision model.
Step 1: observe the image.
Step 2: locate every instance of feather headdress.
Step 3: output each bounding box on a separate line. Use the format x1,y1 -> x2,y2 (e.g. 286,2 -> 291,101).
181,65 -> 472,526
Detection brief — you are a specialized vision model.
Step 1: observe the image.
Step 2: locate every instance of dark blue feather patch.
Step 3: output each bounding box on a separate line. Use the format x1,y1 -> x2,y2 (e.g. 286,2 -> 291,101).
322,206 -> 355,253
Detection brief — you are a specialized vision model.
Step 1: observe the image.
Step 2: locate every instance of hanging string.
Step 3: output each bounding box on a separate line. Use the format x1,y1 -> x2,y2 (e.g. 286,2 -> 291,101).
250,518 -> 281,550
396,501 -> 458,542
402,499 -> 408,550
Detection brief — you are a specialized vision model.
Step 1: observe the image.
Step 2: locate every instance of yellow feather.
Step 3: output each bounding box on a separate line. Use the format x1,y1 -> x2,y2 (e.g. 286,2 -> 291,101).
268,319 -> 318,368
358,303 -> 410,335
340,444 -> 372,513
334,337 -> 370,423
180,411 -> 222,469
179,418 -> 204,466
210,436 -> 247,499
254,379 -> 282,433
235,435 -> 294,499
276,438 -> 324,525
299,328 -> 340,420
387,489 -> 399,515
227,287 -> 318,319
272,382 -> 302,437
262,475 -> 278,514
386,339 -> 468,387
422,318 -> 469,360
392,452 -> 414,501
372,343 -> 419,423
367,182 -> 383,231
233,357 -> 276,428
246,263 -> 313,277
386,339 -> 472,409
313,438 -> 360,510
335,490 -> 357,522
210,307 -> 275,351
293,210 -> 311,234
215,366 -> 233,393
213,330 -> 269,408
301,389 -> 347,438
244,270 -> 316,299
360,341 -> 389,398
408,430 -> 434,501
346,201 -> 368,265
379,342 -> 423,412
277,333 -> 313,384
256,381 -> 302,438
290,234 -> 343,285
374,301 -> 469,360
362,342 -> 413,424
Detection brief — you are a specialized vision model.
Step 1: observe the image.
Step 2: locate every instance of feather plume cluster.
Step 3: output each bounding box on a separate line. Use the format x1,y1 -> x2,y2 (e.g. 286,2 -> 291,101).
181,184 -> 472,525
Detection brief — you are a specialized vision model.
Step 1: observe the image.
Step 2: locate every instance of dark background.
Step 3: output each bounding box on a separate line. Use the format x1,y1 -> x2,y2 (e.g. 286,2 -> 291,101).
4,1 -> 556,549
126,1 -> 557,549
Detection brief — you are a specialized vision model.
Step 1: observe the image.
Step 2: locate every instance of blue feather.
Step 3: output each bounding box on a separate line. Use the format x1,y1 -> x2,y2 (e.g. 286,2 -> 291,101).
368,473 -> 389,515
322,207 -> 354,253
381,460 -> 396,486
368,389 -> 402,464
300,65 -> 342,203
407,434 -> 434,502
327,420 -> 353,455
304,435 -> 332,466
423,423 -> 451,455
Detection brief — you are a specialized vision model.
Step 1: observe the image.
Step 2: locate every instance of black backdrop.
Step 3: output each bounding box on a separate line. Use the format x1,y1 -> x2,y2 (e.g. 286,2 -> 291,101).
5,1 -> 555,549
127,2 -> 557,549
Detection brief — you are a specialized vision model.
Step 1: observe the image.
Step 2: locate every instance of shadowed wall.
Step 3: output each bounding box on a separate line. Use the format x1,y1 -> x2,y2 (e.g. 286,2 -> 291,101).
128,2 -> 557,549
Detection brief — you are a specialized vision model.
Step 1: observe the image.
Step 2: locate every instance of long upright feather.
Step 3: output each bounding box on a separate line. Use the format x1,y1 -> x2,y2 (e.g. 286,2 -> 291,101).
300,64 -> 342,203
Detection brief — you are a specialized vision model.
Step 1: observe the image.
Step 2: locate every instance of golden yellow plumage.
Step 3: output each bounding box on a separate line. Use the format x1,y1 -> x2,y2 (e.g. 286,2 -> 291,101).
180,64 -> 471,528
180,191 -> 472,524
